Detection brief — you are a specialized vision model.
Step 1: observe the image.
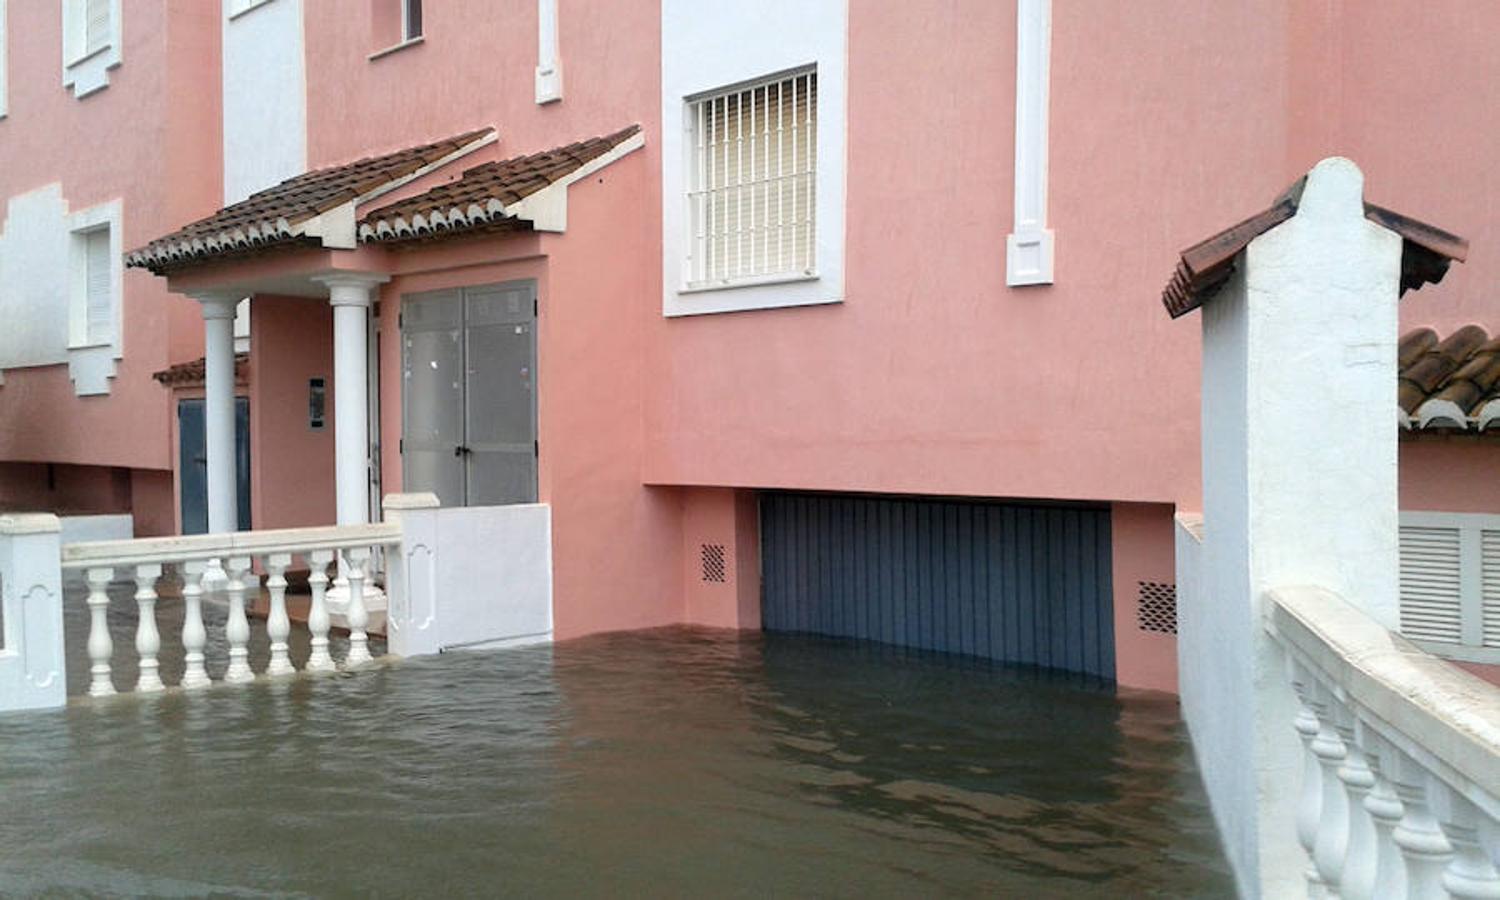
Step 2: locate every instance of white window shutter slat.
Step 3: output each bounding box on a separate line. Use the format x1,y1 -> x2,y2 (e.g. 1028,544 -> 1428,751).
85,228 -> 113,345
1482,529 -> 1500,647
84,0 -> 110,56
1398,524 -> 1464,643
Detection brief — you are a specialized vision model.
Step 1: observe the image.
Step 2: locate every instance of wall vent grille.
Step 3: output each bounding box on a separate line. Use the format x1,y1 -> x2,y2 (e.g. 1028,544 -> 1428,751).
1136,581 -> 1178,635
701,543 -> 727,583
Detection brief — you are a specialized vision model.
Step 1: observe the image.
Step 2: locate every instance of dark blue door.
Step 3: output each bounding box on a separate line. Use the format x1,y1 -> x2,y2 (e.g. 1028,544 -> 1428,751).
760,493 -> 1115,680
178,398 -> 252,534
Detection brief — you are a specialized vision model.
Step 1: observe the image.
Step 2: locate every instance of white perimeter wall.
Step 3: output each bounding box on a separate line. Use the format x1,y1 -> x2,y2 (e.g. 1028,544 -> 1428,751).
222,0 -> 306,203
660,0 -> 847,316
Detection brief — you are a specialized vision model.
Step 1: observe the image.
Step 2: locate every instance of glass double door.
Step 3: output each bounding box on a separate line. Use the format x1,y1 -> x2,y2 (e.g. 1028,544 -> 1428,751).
401,282 -> 537,508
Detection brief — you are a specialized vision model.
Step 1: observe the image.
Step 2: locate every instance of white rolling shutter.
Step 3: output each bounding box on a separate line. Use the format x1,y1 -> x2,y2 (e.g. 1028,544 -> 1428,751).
1398,524 -> 1463,643
84,228 -> 113,345
84,0 -> 110,56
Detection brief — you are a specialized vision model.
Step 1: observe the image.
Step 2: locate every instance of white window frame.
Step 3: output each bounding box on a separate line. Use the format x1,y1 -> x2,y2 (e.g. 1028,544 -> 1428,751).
226,0 -> 276,21
60,0 -> 122,99
66,201 -> 121,352
660,0 -> 846,318
1399,510 -> 1500,665
534,0 -> 562,104
402,0 -> 422,40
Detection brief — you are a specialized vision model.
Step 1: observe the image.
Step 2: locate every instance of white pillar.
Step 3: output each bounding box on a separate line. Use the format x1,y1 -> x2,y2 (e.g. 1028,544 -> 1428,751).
0,514 -> 66,713
314,274 -> 388,529
195,294 -> 241,534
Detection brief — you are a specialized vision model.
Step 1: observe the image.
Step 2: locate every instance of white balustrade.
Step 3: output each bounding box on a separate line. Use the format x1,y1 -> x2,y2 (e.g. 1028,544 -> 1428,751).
1269,586 -> 1500,900
61,521 -> 401,697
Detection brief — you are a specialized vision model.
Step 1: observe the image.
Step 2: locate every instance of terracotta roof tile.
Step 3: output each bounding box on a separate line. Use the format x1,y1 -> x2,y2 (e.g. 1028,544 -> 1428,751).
127,129 -> 495,273
1162,178 -> 1467,319
1399,326 -> 1500,432
359,125 -> 641,243
152,353 -> 250,387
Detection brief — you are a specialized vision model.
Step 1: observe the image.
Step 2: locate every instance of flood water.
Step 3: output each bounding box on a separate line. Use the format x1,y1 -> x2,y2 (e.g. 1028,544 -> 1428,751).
0,588 -> 1233,897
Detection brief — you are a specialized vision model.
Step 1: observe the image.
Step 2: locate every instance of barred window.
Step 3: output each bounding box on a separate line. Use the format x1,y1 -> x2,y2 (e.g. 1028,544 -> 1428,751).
686,68 -> 816,288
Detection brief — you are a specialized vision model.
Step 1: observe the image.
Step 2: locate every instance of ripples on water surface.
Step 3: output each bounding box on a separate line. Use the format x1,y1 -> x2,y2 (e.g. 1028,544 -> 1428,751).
0,625 -> 1232,897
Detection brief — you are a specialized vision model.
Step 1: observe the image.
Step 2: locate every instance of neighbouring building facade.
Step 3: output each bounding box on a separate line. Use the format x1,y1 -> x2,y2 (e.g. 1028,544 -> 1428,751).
1,0 -> 1497,692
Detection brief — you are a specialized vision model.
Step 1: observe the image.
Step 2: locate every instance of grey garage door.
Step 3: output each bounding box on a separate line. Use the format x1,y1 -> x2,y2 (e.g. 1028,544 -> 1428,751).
760,493 -> 1115,679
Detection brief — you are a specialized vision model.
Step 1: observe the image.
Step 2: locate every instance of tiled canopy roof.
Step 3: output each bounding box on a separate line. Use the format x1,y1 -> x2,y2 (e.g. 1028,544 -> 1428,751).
359,125 -> 642,242
1162,176 -> 1469,319
152,353 -> 250,387
1399,326 -> 1500,432
126,129 -> 496,273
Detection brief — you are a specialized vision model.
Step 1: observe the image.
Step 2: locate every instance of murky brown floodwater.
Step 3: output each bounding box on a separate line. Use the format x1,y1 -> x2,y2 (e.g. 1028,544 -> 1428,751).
0,585 -> 1232,897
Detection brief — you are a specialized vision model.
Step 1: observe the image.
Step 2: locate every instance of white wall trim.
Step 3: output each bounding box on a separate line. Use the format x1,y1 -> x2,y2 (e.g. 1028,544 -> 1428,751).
60,0 -> 123,99
1005,0 -> 1054,286
534,0 -> 562,104
660,0 -> 847,318
223,0 -> 306,203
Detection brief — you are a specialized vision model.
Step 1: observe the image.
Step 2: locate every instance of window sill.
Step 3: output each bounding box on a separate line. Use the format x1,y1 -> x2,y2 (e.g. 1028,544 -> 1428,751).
228,0 -> 276,21
678,271 -> 819,295
368,35 -> 424,62
66,43 -> 113,70
67,339 -> 114,352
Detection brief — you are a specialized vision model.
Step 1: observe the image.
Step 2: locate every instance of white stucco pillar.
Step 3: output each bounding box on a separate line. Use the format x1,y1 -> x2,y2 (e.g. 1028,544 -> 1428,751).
195,293 -> 241,534
313,273 -> 389,529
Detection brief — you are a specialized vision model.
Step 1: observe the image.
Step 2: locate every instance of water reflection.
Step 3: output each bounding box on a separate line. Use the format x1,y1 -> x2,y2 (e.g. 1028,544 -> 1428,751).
0,625 -> 1230,897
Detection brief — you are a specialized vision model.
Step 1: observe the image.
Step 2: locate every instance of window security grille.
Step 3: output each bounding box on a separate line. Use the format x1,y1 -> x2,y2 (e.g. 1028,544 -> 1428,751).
686,68 -> 816,288
84,228 -> 112,345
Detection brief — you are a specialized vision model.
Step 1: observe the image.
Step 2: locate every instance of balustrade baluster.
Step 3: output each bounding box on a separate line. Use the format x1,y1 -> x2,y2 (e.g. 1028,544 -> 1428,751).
1334,705 -> 1379,900
85,566 -> 115,697
1310,684 -> 1351,894
180,560 -> 210,689
1360,731 -> 1408,900
305,550 -> 336,672
223,556 -> 254,683
1434,783 -> 1500,899
133,564 -> 164,693
1291,659 -> 1327,896
265,553 -> 294,676
1390,751 -> 1455,899
344,548 -> 373,667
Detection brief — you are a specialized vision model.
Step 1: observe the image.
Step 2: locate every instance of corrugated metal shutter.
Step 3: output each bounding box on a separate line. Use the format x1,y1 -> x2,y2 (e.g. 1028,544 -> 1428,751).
760,493 -> 1115,680
84,228 -> 112,345
1483,529 -> 1500,648
84,0 -> 110,55
1398,524 -> 1463,643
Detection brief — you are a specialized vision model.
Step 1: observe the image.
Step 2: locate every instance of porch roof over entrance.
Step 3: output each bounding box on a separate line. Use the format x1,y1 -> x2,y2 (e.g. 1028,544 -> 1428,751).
125,129 -> 497,274
358,124 -> 642,243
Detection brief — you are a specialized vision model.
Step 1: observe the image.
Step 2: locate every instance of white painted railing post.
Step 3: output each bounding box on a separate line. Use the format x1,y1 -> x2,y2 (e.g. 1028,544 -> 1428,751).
180,560 -> 210,689
1333,704 -> 1379,900
1358,732 -> 1407,900
85,566 -> 115,697
1291,660 -> 1327,895
344,547 -> 372,667
1434,785 -> 1500,899
1310,685 -> 1351,894
0,514 -> 66,712
133,563 -> 164,693
264,553 -> 293,676
1390,751 -> 1455,899
305,550 -> 335,672
223,555 -> 254,683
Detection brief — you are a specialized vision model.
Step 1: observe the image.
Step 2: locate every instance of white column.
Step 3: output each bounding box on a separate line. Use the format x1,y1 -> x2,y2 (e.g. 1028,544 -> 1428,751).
195,294 -> 241,534
313,274 -> 388,531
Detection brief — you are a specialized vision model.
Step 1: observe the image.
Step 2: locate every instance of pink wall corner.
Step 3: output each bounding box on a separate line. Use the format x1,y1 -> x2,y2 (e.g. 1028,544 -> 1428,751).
681,487 -> 761,630
249,296 -> 336,531
1399,439 -> 1500,514
1110,502 -> 1179,694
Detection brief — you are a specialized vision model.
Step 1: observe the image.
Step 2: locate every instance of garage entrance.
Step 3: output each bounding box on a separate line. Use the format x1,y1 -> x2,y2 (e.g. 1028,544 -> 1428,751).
760,493 -> 1115,679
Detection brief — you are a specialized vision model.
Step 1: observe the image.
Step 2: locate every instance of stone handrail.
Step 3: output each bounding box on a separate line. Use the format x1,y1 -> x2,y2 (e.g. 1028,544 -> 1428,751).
1266,584 -> 1500,899
63,523 -> 403,696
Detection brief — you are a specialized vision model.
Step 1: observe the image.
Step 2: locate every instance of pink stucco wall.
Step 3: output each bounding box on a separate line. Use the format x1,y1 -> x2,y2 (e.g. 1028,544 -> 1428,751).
1110,503 -> 1179,694
680,487 -> 761,630
249,296 -> 337,531
1400,439 -> 1500,514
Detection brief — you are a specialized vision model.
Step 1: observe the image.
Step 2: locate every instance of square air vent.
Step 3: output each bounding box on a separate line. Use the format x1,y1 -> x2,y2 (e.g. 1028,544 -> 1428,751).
1136,581 -> 1178,635
700,543 -> 727,583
